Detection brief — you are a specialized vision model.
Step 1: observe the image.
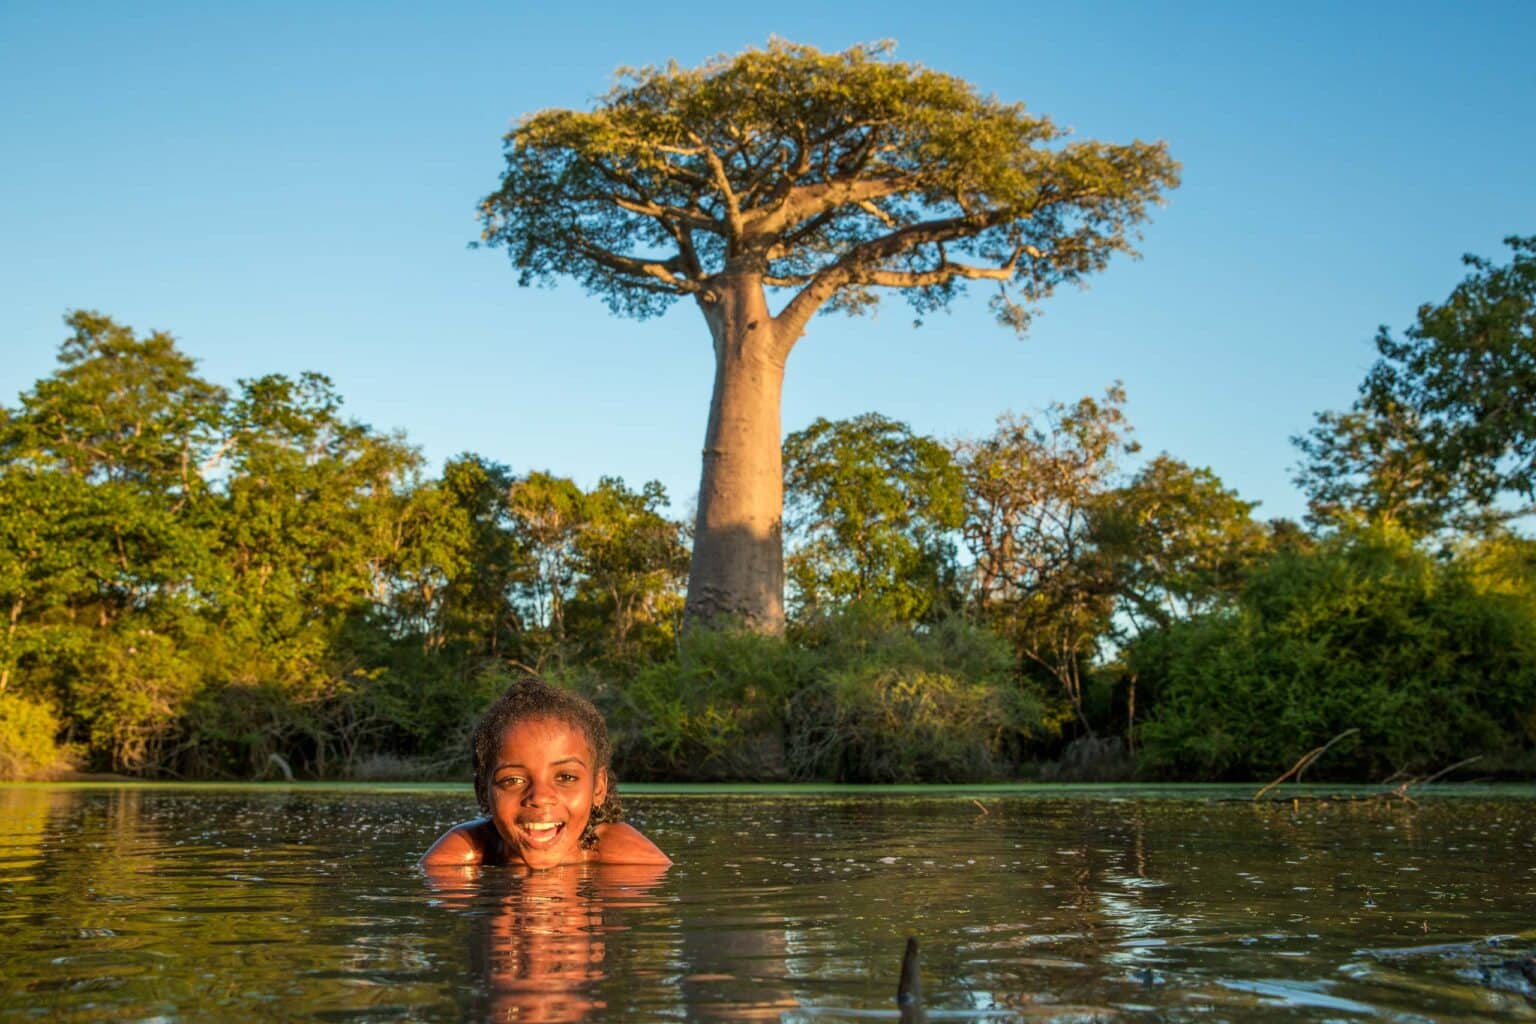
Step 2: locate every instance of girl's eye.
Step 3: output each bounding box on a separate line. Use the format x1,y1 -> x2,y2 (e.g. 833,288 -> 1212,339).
556,772 -> 578,784
496,775 -> 526,788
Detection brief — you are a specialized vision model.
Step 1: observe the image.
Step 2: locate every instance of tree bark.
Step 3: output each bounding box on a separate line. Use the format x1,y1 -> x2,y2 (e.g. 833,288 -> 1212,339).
685,274 -> 789,633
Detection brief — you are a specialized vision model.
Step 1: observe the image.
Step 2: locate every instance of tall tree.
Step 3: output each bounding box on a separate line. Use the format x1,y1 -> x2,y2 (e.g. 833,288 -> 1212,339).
782,413 -> 962,623
956,386 -> 1138,729
1093,455 -> 1268,632
567,477 -> 689,663
0,313 -> 226,769
479,39 -> 1179,632
1296,235 -> 1536,533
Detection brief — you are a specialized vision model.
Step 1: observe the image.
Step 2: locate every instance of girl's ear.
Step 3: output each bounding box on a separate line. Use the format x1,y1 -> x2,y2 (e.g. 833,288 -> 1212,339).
594,767 -> 610,807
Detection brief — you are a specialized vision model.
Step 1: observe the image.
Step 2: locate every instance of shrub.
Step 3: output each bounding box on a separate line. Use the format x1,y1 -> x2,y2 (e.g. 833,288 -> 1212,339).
0,692 -> 73,779
609,607 -> 1054,782
1131,527 -> 1536,780
612,626 -> 821,779
787,665 -> 1043,782
788,609 -> 1050,781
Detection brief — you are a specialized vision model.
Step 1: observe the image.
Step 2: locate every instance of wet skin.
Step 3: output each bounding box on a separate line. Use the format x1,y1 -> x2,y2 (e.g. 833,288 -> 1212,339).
420,716 -> 671,870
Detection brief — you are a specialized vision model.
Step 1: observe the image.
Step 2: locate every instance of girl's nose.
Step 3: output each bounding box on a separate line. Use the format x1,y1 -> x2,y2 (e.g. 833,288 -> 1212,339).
522,779 -> 556,805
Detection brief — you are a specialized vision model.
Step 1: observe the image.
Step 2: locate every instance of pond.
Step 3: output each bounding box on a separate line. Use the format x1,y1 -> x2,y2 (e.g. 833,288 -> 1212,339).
2,783 -> 1535,1021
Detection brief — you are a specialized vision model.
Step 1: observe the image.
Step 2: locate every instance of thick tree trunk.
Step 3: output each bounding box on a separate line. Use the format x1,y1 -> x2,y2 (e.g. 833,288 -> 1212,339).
685,275 -> 789,633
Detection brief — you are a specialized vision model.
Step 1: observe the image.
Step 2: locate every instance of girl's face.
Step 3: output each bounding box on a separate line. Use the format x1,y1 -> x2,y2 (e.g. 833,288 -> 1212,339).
487,716 -> 608,870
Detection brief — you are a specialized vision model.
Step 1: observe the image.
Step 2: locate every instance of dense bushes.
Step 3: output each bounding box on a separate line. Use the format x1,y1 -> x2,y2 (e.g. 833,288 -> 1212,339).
1130,528 -> 1536,779
0,693 -> 73,778
599,609 -> 1054,782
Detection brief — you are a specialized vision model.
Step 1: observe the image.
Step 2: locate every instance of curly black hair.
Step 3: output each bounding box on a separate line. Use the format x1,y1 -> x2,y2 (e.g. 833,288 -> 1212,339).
471,676 -> 623,849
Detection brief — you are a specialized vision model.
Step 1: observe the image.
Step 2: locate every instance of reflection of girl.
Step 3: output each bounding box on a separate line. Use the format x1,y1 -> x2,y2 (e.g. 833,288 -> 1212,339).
428,859 -> 670,1023
420,678 -> 670,870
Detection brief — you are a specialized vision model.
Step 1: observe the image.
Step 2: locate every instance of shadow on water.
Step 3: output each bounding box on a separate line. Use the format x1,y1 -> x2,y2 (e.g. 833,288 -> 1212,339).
4,785 -> 1536,1020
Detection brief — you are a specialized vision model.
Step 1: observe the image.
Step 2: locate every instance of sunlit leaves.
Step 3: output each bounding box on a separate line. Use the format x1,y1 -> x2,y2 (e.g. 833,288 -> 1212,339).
1095,456 -> 1270,630
782,413 -> 963,622
1296,236 -> 1536,534
956,386 -> 1138,726
480,39 -> 1178,330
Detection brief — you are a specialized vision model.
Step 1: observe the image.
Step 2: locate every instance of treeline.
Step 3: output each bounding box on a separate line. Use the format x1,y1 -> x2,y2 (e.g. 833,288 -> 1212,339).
4,239 -> 1535,781
0,312 -> 689,778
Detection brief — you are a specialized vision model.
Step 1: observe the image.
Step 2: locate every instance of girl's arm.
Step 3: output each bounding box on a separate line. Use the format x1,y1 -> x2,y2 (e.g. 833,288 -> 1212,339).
592,822 -> 672,866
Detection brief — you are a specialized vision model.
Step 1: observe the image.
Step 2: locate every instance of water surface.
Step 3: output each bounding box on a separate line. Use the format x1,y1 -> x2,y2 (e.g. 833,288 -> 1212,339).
2,784 -> 1534,1021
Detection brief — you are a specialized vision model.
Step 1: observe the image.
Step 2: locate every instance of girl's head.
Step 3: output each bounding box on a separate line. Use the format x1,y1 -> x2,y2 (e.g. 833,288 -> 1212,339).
471,677 -> 622,854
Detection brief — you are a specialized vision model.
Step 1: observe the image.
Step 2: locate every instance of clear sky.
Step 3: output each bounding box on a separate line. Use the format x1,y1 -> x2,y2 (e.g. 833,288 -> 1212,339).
3,1 -> 1533,524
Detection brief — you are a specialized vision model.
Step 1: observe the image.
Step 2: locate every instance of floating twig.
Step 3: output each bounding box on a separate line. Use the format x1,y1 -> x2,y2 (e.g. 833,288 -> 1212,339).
1387,756 -> 1482,800
1254,728 -> 1359,801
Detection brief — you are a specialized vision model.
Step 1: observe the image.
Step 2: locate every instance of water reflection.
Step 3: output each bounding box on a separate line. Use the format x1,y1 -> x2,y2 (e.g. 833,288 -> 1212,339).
425,862 -> 669,1022
0,786 -> 59,880
3,787 -> 1536,1021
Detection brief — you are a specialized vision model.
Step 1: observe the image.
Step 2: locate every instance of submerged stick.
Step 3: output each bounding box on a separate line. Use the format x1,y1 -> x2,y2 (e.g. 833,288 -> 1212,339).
897,936 -> 926,1024
1388,755 -> 1483,800
266,752 -> 294,782
1254,728 -> 1359,801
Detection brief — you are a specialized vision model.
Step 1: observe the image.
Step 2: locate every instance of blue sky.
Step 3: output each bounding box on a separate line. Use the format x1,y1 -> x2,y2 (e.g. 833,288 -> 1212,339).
3,1 -> 1533,524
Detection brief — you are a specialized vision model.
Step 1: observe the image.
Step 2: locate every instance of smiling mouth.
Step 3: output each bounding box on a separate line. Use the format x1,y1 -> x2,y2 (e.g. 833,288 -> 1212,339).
518,821 -> 566,846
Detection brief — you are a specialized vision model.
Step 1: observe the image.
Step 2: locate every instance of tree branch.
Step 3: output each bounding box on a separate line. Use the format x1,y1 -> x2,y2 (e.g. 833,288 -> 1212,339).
689,133 -> 744,241
660,218 -> 705,281
605,195 -> 720,232
751,173 -> 919,238
774,208 -> 1020,338
576,244 -> 699,292
857,246 -> 1029,288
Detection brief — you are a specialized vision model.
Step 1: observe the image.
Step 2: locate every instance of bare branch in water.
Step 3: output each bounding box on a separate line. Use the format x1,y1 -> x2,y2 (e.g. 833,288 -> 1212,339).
1253,728 -> 1360,801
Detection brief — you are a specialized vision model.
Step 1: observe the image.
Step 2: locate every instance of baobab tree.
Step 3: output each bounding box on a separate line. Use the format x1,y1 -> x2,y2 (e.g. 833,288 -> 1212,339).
480,39 -> 1179,632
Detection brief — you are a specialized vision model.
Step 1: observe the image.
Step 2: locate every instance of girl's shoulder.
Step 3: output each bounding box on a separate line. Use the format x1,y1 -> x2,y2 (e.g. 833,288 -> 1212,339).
419,817 -> 499,867
591,821 -> 672,866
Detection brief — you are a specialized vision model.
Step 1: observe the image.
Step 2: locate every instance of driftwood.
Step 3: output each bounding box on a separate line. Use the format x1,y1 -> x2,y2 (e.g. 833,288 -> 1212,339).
1253,728 -> 1359,800
1246,733 -> 1484,805
265,752 -> 294,782
1386,756 -> 1483,802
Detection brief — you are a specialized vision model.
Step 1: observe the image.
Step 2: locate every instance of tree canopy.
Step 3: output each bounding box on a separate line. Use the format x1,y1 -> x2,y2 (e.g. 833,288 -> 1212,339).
783,412 -> 962,622
482,39 -> 1179,337
1297,235 -> 1536,532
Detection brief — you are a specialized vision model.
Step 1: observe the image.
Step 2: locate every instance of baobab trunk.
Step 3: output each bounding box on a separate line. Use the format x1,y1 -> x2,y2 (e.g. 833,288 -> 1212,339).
684,275 -> 789,633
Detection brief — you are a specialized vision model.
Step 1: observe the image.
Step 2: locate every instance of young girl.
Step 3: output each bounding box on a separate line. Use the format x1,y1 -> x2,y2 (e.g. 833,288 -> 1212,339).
420,677 -> 671,869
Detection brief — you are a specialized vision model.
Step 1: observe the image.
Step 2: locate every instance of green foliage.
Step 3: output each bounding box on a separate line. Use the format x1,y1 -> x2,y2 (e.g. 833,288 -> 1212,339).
1131,526 -> 1536,780
957,386 -> 1139,727
614,626 -> 820,779
0,692 -> 72,779
567,477 -> 689,665
608,608 -> 1053,782
507,472 -> 688,666
11,304 -> 1532,784
783,413 -> 963,623
4,310 -> 228,486
0,313 -> 698,776
788,610 -> 1050,782
1094,454 -> 1270,631
1296,236 -> 1536,532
